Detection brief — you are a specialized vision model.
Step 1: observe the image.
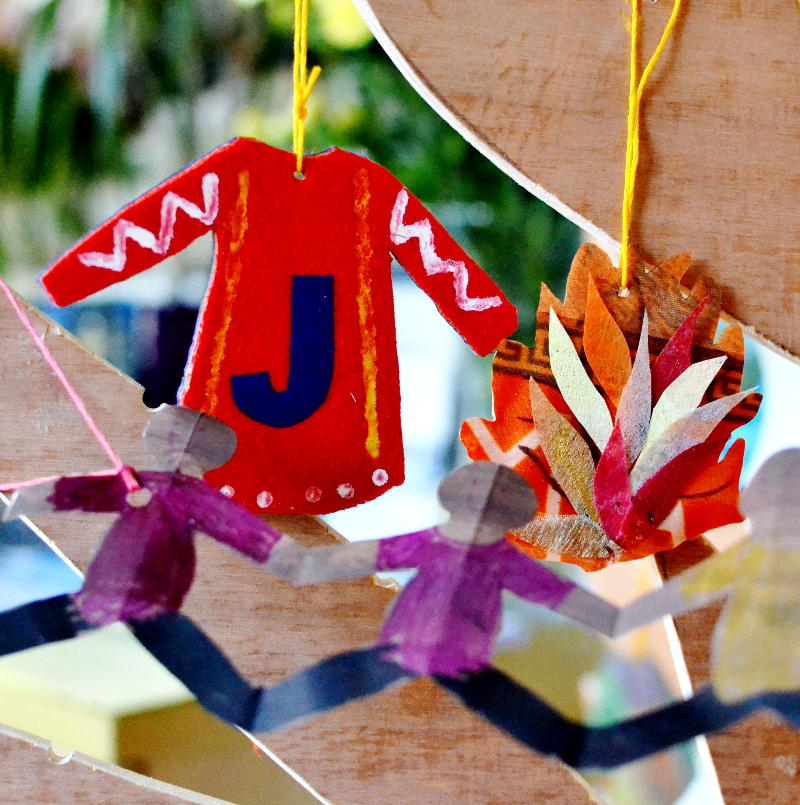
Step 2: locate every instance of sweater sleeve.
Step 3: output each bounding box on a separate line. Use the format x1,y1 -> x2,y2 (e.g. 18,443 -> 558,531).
378,171 -> 517,357
40,138 -> 246,306
48,473 -> 129,513
502,548 -> 577,608
179,475 -> 282,563
374,528 -> 435,571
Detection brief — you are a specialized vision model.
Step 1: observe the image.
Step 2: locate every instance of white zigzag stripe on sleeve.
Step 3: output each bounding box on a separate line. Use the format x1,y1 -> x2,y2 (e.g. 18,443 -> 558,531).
389,188 -> 502,312
78,172 -> 220,272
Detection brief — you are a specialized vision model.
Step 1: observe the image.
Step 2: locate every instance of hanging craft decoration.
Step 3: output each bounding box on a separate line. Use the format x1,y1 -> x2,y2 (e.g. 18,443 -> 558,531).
462,0 -> 760,569
135,451 -> 800,765
126,463 -> 629,740
6,405 -> 286,625
9,456 -> 794,772
40,142 -> 516,518
2,0 -> 794,794
2,455 -> 799,769
613,448 -> 800,704
38,0 -> 517,516
461,245 -> 760,570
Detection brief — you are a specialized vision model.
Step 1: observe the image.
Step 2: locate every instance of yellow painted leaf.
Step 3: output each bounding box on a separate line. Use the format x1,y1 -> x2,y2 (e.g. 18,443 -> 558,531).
529,379 -> 598,521
548,309 -> 613,451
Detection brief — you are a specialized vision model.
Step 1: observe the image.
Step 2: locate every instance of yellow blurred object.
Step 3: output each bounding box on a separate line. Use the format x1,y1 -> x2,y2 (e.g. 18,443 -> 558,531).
313,0 -> 372,49
0,625 -> 318,805
679,542 -> 800,703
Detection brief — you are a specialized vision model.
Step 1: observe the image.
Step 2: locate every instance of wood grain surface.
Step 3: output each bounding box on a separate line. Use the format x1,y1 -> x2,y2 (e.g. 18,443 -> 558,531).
354,0 -> 800,358
0,293 -> 600,802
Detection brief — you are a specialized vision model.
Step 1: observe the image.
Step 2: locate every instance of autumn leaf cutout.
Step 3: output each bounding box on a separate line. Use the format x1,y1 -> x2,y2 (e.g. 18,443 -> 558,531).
461,245 -> 761,570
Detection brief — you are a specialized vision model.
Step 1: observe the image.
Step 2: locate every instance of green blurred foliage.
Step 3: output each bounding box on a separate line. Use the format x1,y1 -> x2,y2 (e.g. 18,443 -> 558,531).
0,0 -> 578,340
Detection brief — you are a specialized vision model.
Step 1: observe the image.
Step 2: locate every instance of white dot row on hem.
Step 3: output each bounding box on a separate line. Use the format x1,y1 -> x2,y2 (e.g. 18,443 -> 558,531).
219,469 -> 390,509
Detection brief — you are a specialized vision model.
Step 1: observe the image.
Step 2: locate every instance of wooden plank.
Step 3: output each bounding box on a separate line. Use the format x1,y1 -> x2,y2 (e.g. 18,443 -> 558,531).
659,541 -> 800,804
0,294 -> 601,802
0,723 -> 230,805
354,0 -> 800,359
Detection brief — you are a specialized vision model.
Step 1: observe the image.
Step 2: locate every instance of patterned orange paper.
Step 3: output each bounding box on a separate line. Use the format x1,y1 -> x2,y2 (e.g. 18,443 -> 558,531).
461,244 -> 761,570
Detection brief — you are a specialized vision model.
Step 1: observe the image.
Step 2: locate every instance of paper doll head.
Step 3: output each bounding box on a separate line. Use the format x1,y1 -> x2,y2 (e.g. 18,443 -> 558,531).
740,448 -> 800,547
144,405 -> 237,477
438,462 -> 538,545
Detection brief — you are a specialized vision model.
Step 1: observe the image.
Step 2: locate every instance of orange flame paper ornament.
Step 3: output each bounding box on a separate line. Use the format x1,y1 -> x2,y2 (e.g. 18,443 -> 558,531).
461,244 -> 761,570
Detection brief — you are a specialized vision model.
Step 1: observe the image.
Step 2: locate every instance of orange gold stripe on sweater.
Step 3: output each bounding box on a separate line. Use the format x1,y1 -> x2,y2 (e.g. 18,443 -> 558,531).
354,168 -> 380,459
205,169 -> 250,414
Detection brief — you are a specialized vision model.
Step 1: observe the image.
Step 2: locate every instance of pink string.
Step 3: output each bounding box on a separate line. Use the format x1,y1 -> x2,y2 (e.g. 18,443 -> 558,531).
1,468 -> 133,492
0,278 -> 139,493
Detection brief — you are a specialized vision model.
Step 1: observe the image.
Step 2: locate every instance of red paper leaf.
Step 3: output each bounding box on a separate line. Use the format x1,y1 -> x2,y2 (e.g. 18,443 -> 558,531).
616,438 -> 727,551
651,293 -> 712,402
681,438 -> 746,540
592,422 -> 632,541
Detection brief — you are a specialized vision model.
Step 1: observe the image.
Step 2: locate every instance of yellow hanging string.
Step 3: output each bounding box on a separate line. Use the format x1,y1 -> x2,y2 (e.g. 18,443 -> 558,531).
619,0 -> 683,291
293,0 -> 321,177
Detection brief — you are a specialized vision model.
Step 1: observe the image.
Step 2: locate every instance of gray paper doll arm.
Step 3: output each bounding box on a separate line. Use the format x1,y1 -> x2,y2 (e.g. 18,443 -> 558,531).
264,539 -> 381,586
612,580 -> 699,636
4,482 -> 59,520
613,544 -> 746,636
555,586 -> 620,637
551,582 -> 716,638
613,562 -> 736,637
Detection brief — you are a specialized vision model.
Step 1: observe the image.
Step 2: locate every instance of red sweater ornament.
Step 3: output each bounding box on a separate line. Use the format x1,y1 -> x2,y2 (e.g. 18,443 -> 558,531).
41,139 -> 517,513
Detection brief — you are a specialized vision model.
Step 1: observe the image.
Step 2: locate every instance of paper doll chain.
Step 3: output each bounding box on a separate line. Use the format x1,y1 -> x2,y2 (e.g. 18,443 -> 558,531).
619,0 -> 683,292
292,0 -> 322,177
0,278 -> 138,493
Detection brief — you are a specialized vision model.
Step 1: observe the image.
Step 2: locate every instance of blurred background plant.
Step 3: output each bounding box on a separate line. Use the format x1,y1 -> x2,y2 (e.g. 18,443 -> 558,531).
0,0 -> 577,339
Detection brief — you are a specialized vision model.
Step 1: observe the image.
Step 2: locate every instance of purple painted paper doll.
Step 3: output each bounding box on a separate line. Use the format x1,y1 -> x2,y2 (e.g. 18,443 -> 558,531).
249,461 -> 614,728
6,406 -> 283,625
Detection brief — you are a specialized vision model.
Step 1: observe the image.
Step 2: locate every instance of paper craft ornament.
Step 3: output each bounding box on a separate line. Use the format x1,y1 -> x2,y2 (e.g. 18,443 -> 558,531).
6,405 -> 284,625
4,589 -> 795,772
5,458 -> 799,771
133,462 -> 615,733
40,138 -> 517,515
129,451 -> 800,768
615,448 -> 800,704
461,244 -> 761,570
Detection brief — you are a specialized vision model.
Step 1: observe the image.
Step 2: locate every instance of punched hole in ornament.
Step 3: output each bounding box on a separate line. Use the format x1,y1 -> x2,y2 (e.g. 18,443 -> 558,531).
126,487 -> 152,508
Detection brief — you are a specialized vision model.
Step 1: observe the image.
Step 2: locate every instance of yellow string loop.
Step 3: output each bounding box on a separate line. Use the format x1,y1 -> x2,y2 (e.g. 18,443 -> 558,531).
619,0 -> 683,291
293,0 -> 321,176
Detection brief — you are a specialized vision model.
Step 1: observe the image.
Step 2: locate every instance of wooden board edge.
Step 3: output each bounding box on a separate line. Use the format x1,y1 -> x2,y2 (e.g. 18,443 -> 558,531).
0,722 -> 234,805
351,0 -> 800,366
